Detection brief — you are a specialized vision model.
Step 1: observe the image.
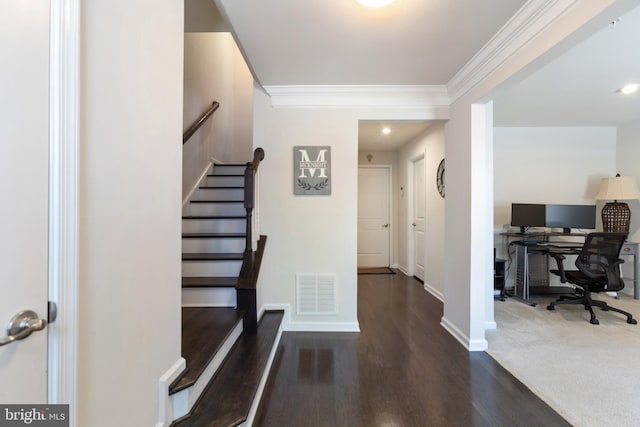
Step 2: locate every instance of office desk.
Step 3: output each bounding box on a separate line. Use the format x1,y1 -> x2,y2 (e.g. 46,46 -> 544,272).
501,233 -> 640,303
511,240 -> 581,304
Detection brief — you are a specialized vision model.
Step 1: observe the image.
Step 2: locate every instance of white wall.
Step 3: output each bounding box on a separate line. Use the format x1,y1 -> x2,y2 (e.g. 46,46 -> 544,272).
183,33 -> 253,199
254,93 -> 359,330
397,124 -> 446,298
79,1 -> 183,425
443,0 -> 622,350
253,89 -> 446,330
493,126 -> 617,287
617,120 -> 640,244
251,1 -> 624,348
616,120 -> 640,288
357,151 -> 399,267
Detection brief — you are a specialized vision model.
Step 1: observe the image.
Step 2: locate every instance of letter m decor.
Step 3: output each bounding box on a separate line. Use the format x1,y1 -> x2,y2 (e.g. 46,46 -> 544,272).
294,146 -> 331,195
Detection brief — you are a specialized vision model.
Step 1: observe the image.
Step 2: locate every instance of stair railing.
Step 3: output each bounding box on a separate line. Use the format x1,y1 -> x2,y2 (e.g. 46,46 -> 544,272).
244,148 -> 265,257
182,101 -> 220,144
237,148 -> 265,333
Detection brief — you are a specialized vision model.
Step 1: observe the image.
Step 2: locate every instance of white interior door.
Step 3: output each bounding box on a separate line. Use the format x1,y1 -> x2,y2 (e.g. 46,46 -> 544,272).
0,0 -> 50,403
413,157 -> 426,281
358,167 -> 391,268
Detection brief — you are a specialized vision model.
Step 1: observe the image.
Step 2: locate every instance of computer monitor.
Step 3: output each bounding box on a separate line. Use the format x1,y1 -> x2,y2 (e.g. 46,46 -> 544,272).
545,204 -> 596,234
511,203 -> 546,233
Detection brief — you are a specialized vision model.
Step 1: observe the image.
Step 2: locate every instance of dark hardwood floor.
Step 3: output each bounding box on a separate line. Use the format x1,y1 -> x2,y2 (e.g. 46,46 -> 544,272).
254,271 -> 570,427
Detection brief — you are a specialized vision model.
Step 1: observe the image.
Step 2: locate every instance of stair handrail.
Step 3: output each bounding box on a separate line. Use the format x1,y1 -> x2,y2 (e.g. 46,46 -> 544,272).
182,101 -> 220,144
244,148 -> 265,257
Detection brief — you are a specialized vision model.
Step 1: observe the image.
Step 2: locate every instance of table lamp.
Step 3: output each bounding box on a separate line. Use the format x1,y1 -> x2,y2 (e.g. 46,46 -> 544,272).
595,174 -> 640,233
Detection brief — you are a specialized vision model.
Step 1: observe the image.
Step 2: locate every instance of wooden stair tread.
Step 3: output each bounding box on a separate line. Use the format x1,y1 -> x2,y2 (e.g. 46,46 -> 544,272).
173,311 -> 283,427
170,307 -> 244,394
182,277 -> 238,288
182,233 -> 245,239
182,253 -> 244,261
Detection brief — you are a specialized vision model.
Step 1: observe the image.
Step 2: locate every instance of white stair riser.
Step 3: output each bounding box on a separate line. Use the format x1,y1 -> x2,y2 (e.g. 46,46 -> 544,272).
182,260 -> 242,277
181,287 -> 236,307
193,188 -> 243,201
206,175 -> 244,187
212,165 -> 245,175
170,320 -> 243,418
185,202 -> 245,216
182,219 -> 245,233
182,238 -> 245,253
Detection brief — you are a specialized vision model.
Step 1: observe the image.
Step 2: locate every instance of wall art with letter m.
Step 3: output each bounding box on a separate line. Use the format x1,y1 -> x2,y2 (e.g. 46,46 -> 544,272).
293,146 -> 331,195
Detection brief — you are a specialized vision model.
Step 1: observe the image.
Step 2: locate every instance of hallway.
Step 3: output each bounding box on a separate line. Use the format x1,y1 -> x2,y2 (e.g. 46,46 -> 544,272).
255,272 -> 569,426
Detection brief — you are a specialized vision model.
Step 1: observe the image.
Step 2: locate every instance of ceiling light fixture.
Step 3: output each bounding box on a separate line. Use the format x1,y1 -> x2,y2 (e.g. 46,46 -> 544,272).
620,83 -> 639,95
356,0 -> 395,8
382,127 -> 391,135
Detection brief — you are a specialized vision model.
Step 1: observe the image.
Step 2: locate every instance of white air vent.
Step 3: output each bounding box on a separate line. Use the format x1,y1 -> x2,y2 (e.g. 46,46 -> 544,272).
296,274 -> 337,315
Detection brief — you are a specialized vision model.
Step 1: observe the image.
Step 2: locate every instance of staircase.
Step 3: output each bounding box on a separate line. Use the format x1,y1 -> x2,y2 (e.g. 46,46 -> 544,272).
168,151 -> 283,427
181,163 -> 247,307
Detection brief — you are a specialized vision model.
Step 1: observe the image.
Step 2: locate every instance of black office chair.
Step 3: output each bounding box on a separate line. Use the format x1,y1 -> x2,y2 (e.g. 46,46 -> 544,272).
547,232 -> 637,325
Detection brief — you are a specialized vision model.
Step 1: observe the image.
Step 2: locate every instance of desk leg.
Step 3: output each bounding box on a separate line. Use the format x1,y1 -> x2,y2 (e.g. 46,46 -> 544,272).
512,244 -> 537,307
635,253 -> 639,300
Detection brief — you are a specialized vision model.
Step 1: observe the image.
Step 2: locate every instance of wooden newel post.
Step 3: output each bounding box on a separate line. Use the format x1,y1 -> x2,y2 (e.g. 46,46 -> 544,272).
244,166 -> 254,259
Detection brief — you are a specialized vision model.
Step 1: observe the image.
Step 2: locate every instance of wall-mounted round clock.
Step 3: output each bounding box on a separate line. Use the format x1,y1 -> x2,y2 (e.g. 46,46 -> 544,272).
436,158 -> 445,198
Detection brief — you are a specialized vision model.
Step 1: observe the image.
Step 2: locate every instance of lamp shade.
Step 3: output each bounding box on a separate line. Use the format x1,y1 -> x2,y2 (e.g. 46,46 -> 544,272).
595,176 -> 640,201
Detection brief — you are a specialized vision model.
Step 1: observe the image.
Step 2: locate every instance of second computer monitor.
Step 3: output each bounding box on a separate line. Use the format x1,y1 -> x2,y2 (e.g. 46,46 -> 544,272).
545,204 -> 596,233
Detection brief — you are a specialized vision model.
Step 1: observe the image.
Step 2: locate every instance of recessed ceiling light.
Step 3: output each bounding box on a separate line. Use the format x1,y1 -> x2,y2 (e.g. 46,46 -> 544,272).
620,84 -> 639,95
356,0 -> 395,8
382,127 -> 391,135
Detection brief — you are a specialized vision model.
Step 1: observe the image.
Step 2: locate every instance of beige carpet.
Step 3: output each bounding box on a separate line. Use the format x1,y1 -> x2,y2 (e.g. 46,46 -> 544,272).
486,292 -> 640,427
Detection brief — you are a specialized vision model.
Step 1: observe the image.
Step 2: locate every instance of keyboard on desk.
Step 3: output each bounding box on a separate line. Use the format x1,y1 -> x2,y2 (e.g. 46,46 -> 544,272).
539,241 -> 583,248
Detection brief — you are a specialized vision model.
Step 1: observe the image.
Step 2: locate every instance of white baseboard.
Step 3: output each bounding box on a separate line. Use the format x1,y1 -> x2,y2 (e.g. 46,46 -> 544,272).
485,321 -> 497,330
423,283 -> 444,301
157,357 -> 186,427
397,265 -> 409,276
440,316 -> 488,352
182,161 -> 212,207
259,304 -> 359,332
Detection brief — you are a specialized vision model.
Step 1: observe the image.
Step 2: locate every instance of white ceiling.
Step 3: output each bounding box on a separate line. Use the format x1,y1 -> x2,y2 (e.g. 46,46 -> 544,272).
216,0 -> 527,85
493,3 -> 640,127
210,0 -> 640,145
358,120 -> 433,151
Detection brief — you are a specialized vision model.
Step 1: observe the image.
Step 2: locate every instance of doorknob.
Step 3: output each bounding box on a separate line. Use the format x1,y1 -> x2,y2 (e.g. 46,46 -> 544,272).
0,310 -> 47,347
412,223 -> 417,227
382,224 -> 389,228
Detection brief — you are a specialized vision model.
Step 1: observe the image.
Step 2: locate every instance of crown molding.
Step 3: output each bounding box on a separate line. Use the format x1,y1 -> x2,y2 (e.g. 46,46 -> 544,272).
447,0 -> 581,103
263,85 -> 450,109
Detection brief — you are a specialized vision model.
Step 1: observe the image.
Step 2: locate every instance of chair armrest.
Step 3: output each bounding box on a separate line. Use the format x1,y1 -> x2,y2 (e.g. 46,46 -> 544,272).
549,253 -> 567,283
611,258 -> 625,267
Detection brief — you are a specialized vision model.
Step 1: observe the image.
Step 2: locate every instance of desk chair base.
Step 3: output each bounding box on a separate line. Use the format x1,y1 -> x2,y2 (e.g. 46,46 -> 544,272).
547,292 -> 637,325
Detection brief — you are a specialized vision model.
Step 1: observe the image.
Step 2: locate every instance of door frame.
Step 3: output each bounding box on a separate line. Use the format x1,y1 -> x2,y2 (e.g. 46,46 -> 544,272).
357,165 -> 393,268
406,152 -> 426,278
48,0 -> 80,419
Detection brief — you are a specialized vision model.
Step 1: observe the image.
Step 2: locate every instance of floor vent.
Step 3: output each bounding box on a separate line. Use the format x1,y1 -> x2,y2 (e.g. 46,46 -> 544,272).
296,274 -> 337,315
